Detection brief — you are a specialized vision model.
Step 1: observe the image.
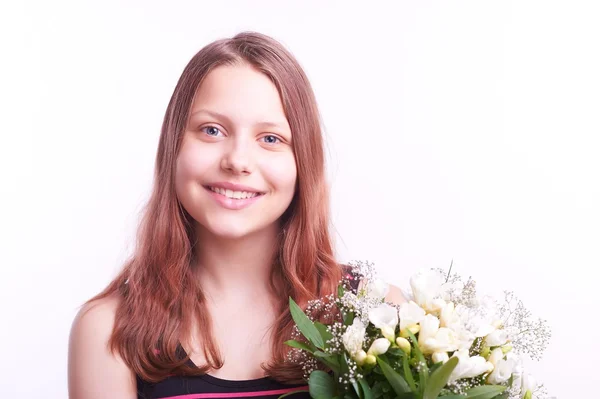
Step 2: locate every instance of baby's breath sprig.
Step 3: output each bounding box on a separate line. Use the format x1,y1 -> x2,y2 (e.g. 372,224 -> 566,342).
499,291 -> 551,361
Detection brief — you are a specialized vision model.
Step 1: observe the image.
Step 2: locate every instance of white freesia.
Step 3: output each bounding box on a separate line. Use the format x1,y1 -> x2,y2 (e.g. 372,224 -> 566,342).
369,303 -> 398,341
399,301 -> 426,332
485,329 -> 509,347
454,325 -> 476,351
440,301 -> 461,328
488,352 -> 518,384
432,351 -> 449,364
488,347 -> 504,367
418,314 -> 460,354
367,338 -> 391,356
366,278 -> 389,300
410,270 -> 447,313
448,349 -> 494,383
342,318 -> 366,359
521,373 -> 537,398
418,314 -> 440,347
423,327 -> 460,353
454,303 -> 496,338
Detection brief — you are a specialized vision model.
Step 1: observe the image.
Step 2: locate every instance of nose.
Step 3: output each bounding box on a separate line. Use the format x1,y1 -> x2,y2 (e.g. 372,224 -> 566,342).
220,135 -> 253,176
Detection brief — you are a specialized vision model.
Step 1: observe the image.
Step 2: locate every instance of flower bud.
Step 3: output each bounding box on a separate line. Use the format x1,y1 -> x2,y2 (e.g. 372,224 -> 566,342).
381,326 -> 396,342
501,344 -> 513,354
400,324 -> 420,338
365,354 -> 377,365
480,346 -> 491,359
354,350 -> 367,366
395,337 -> 411,354
367,338 -> 391,356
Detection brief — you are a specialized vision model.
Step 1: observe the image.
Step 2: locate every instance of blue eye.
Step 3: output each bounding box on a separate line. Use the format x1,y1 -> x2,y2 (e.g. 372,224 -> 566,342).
202,126 -> 223,137
261,135 -> 281,144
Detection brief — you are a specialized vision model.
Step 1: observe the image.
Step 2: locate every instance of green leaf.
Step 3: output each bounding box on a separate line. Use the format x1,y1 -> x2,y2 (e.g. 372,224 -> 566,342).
439,395 -> 467,399
308,370 -> 337,399
284,340 -> 315,354
358,378 -> 374,399
344,310 -> 355,326
315,322 -> 334,345
406,330 -> 428,392
338,284 -> 345,298
464,385 -> 507,399
313,351 -> 341,373
376,356 -> 411,395
371,382 -> 384,399
289,297 -> 325,349
352,380 -> 362,399
402,351 -> 417,392
423,356 -> 459,399
386,348 -> 404,358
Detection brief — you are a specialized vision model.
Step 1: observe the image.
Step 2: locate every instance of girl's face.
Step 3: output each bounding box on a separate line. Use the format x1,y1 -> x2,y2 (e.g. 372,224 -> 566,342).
175,63 -> 297,240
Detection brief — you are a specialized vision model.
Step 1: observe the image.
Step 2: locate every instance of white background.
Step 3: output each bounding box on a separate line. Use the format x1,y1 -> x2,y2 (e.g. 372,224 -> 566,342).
1,1 -> 598,398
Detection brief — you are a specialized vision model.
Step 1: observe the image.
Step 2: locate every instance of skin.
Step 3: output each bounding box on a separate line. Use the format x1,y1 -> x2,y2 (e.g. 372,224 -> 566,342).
68,63 -> 406,399
175,63 -> 298,380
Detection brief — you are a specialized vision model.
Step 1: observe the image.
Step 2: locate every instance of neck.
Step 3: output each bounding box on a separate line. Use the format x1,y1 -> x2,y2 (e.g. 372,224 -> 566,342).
193,224 -> 282,303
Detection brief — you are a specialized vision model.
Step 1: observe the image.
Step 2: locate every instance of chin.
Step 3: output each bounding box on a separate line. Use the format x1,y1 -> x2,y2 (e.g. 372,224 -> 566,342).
201,218 -> 266,240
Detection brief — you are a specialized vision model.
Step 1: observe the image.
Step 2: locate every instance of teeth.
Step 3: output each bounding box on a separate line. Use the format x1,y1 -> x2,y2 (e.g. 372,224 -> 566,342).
209,186 -> 259,199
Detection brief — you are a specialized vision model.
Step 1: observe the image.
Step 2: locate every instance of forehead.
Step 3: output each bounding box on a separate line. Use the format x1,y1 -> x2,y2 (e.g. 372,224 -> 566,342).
189,63 -> 289,128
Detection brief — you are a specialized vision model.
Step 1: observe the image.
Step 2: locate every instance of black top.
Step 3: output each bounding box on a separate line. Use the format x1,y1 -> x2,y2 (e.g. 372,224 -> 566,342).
136,266 -> 362,399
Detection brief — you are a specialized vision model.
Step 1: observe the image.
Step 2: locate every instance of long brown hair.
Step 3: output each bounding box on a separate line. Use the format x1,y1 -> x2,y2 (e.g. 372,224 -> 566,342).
89,31 -> 342,383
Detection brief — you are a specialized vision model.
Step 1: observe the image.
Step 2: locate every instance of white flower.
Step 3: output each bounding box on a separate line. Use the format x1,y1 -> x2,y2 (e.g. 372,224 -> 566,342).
440,302 -> 460,329
366,278 -> 389,300
399,301 -> 426,332
488,348 -> 505,367
432,351 -> 449,364
454,325 -> 476,351
410,270 -> 447,313
418,314 -> 460,354
487,351 -> 518,384
367,338 -> 391,356
521,373 -> 537,398
418,314 -> 440,348
448,349 -> 494,383
369,303 -> 398,341
485,329 -> 509,347
454,303 -> 496,338
342,318 -> 366,359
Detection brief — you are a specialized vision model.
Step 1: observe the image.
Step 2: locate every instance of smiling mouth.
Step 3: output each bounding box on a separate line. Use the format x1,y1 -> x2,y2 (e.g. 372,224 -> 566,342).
205,185 -> 265,200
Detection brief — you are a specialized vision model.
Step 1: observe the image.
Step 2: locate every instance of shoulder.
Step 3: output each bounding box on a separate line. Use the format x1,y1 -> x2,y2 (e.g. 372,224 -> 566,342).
68,295 -> 136,399
384,283 -> 408,306
350,274 -> 407,307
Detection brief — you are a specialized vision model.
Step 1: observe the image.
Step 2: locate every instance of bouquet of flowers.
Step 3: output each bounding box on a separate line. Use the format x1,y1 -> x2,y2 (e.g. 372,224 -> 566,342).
282,261 -> 552,399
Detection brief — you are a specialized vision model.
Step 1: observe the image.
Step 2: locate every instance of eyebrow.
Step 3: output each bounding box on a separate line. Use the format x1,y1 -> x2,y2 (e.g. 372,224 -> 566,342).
189,109 -> 289,131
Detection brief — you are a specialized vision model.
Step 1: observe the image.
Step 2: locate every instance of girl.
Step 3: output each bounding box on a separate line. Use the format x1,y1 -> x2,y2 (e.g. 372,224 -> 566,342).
68,31 -> 405,399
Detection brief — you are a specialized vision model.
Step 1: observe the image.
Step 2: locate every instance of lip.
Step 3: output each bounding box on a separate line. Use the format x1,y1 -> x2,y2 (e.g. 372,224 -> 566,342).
204,185 -> 265,210
205,181 -> 264,193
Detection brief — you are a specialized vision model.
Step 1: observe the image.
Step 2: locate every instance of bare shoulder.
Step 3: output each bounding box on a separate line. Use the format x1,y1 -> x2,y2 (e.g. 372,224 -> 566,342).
68,295 -> 136,399
355,275 -> 408,306
385,283 -> 408,306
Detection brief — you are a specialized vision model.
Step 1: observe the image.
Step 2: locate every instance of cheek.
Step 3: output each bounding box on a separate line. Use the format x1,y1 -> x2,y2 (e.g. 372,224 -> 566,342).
176,142 -> 215,182
264,155 -> 297,194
